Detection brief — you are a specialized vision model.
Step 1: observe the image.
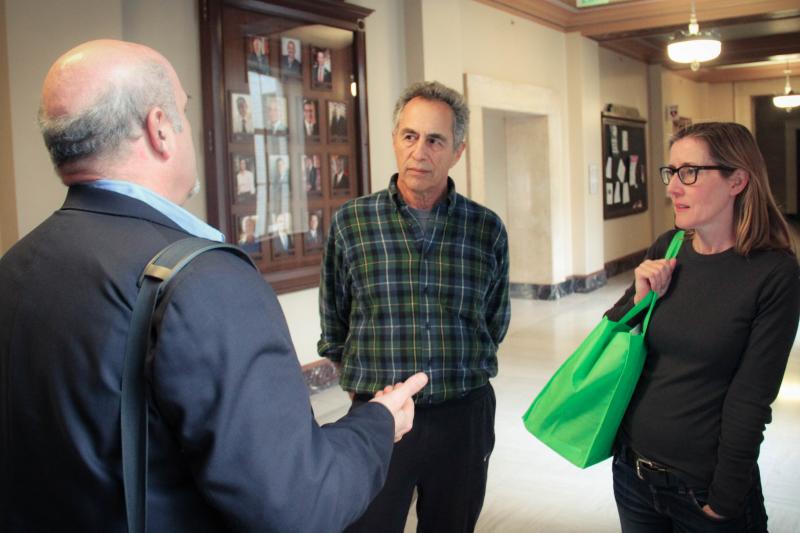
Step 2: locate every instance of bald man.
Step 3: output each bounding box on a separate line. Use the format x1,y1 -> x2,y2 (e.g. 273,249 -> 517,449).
0,39 -> 426,532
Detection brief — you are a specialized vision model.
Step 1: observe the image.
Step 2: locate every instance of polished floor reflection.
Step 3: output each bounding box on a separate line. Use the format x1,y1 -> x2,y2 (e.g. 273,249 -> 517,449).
311,225 -> 800,533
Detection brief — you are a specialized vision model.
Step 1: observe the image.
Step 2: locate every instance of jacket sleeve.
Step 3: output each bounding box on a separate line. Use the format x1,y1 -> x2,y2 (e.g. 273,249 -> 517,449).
147,252 -> 393,532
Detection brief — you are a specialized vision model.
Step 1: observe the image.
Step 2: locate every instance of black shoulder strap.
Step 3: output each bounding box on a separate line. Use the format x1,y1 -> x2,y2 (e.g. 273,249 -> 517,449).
121,238 -> 256,533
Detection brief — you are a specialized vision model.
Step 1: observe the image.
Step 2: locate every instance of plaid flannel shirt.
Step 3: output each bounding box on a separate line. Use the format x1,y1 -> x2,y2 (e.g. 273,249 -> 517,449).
318,176 -> 510,404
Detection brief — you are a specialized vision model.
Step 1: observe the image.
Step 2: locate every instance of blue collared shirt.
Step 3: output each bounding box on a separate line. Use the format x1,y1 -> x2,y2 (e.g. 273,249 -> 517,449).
86,179 -> 224,242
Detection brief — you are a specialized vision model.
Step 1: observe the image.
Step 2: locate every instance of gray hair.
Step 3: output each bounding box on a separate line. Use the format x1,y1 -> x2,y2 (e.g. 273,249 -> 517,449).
38,59 -> 182,169
392,81 -> 469,148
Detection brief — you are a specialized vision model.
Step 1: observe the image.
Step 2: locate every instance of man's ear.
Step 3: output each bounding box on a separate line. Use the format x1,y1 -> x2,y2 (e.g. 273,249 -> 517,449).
145,107 -> 171,159
450,141 -> 466,168
729,169 -> 749,196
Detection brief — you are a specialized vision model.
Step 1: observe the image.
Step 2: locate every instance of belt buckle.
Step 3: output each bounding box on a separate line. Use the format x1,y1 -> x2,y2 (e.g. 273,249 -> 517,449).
634,456 -> 666,482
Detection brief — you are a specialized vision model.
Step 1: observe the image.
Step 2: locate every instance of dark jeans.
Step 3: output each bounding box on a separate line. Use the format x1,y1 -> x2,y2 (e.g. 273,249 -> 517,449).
612,450 -> 768,532
344,384 -> 496,533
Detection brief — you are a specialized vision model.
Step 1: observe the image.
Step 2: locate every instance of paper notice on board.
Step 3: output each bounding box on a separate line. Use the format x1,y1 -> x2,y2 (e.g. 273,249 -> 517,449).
614,182 -> 621,204
629,155 -> 639,187
617,159 -> 626,182
606,183 -> 613,205
610,125 -> 619,155
622,183 -> 630,203
605,157 -> 613,179
621,130 -> 629,152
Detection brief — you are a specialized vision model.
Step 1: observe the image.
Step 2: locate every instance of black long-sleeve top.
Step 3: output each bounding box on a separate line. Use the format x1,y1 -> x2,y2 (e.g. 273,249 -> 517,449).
606,229 -> 800,517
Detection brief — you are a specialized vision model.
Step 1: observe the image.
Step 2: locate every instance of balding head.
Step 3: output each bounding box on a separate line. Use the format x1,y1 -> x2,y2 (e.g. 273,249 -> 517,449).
39,39 -> 184,181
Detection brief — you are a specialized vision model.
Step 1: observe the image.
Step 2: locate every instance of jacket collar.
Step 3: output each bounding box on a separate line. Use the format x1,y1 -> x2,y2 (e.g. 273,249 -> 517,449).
61,185 -> 186,234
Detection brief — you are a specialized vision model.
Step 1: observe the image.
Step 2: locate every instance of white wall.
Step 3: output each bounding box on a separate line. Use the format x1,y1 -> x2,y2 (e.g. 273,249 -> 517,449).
481,108 -> 509,223
566,33 -> 603,276
598,47 -> 652,261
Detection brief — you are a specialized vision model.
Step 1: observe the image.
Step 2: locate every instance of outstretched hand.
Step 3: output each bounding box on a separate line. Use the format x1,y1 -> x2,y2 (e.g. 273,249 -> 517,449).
370,373 -> 428,442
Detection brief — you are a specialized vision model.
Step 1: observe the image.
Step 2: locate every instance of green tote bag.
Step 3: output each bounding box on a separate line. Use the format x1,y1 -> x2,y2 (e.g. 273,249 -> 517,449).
522,230 -> 684,468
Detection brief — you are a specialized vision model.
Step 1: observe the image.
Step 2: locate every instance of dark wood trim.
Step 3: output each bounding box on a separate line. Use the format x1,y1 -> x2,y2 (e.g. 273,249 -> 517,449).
354,30 -> 371,200
604,248 -> 647,279
200,0 -> 229,235
510,270 -> 607,301
200,0 -> 373,294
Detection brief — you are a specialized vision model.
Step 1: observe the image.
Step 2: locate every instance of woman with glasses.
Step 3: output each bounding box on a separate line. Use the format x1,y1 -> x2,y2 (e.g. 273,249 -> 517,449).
605,122 -> 799,532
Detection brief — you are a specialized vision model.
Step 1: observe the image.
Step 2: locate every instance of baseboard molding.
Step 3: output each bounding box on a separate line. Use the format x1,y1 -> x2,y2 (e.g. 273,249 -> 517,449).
302,359 -> 339,395
510,270 -> 607,300
604,248 -> 647,279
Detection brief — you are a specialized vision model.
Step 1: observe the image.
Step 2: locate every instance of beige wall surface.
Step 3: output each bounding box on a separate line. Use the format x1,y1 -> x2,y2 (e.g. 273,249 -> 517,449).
5,0 -> 123,239
0,0 -> 19,254
598,48 -> 653,262
121,0 -> 205,220
481,108 -> 509,223
566,33 -> 603,276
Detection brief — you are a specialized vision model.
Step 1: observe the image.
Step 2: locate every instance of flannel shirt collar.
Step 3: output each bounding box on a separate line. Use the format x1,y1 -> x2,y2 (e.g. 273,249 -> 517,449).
388,174 -> 457,216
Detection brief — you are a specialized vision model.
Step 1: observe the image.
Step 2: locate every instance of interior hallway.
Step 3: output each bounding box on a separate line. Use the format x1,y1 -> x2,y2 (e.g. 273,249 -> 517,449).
311,220 -> 800,533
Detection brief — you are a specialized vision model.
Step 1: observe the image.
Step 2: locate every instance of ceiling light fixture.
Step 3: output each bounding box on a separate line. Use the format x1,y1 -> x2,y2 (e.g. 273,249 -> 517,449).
773,64 -> 800,111
667,0 -> 721,72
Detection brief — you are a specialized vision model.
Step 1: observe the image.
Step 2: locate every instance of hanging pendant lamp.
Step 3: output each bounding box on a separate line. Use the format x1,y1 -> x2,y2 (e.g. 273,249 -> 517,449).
667,1 -> 721,72
773,64 -> 800,111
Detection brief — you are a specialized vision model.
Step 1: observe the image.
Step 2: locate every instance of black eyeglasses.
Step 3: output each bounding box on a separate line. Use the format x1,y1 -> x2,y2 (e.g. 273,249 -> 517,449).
659,165 -> 734,185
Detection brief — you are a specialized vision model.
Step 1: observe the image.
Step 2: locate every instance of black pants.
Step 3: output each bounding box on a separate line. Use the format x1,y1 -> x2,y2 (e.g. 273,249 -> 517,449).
345,384 -> 496,533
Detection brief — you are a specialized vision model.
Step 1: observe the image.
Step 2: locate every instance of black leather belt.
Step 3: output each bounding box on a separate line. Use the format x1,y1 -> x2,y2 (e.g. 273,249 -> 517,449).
351,384 -> 491,408
619,446 -> 688,489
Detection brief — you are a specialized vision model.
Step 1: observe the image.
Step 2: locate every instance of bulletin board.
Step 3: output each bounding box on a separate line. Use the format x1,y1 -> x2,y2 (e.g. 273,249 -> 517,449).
601,114 -> 648,219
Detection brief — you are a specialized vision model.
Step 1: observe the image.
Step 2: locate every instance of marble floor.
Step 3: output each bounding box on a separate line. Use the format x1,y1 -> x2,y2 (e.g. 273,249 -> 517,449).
311,225 -> 800,533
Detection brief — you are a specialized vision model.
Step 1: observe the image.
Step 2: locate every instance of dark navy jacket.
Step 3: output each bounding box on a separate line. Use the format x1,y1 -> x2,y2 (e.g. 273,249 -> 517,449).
0,186 -> 393,532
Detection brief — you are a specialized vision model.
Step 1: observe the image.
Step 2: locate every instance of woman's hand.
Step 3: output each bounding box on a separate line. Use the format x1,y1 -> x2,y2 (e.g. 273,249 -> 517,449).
702,504 -> 725,520
633,258 -> 677,303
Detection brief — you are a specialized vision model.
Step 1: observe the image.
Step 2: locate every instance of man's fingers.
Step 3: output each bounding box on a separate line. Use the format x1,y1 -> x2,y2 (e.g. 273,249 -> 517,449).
395,372 -> 428,398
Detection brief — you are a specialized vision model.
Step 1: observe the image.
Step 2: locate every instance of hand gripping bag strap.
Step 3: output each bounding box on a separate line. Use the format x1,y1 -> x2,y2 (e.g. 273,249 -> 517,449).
609,230 -> 684,332
121,237 -> 256,533
639,230 -> 684,333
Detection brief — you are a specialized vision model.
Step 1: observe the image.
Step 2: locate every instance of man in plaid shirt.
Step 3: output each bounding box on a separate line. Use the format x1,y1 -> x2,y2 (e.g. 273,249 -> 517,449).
319,81 -> 510,533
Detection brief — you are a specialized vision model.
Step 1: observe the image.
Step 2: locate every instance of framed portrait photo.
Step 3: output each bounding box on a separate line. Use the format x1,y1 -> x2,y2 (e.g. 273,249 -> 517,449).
271,211 -> 295,259
302,153 -> 322,195
230,92 -> 254,141
330,154 -> 350,194
328,100 -> 348,142
280,37 -> 302,78
263,94 -> 288,136
299,97 -> 320,142
310,46 -> 332,90
304,209 -> 324,251
268,154 -> 292,215
237,214 -> 262,256
245,35 -> 270,75
231,153 -> 256,201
